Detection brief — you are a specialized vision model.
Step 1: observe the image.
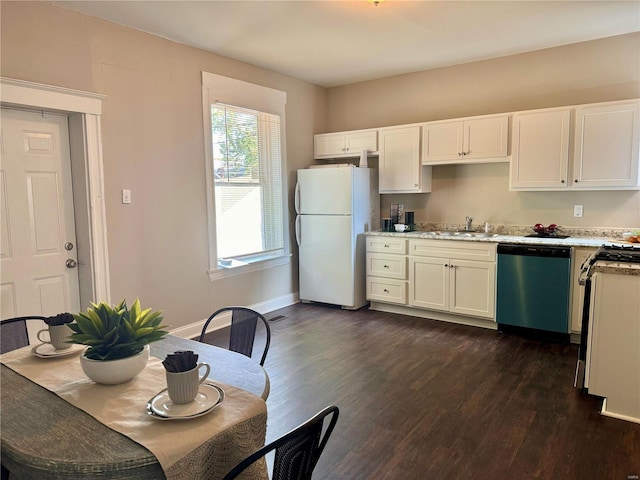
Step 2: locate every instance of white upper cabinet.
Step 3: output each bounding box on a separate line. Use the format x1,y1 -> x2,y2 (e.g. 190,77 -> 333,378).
314,129 -> 377,159
378,125 -> 431,194
510,108 -> 571,189
422,114 -> 509,165
510,99 -> 640,191
573,101 -> 640,189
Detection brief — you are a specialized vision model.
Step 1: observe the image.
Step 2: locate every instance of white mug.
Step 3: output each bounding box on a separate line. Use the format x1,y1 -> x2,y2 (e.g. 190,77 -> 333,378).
394,224 -> 409,232
166,362 -> 211,404
36,324 -> 72,350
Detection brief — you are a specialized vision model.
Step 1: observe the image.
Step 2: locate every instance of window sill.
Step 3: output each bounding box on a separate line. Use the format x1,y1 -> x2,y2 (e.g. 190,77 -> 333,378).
207,253 -> 291,281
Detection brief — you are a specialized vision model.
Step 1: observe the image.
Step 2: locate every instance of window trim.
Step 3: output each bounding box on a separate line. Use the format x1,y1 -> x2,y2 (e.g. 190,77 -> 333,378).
201,72 -> 289,281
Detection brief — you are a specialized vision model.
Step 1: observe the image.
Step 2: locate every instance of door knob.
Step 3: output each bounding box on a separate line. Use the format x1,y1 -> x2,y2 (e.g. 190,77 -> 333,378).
66,259 -> 78,269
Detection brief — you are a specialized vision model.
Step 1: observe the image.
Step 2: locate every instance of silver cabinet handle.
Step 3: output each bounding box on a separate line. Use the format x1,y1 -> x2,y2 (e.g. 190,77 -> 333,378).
383,265 -> 390,268
66,259 -> 77,269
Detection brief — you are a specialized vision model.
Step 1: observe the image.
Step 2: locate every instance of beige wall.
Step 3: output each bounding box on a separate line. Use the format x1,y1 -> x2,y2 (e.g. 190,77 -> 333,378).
2,2 -> 639,327
1,2 -> 328,326
327,33 -> 640,229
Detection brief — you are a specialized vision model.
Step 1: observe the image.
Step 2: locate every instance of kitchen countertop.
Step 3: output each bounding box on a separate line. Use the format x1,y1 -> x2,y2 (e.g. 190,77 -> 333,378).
592,262 -> 640,276
365,230 -> 618,248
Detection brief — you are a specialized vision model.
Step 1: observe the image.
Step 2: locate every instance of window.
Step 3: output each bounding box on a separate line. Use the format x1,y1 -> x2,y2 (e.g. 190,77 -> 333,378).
202,73 -> 289,279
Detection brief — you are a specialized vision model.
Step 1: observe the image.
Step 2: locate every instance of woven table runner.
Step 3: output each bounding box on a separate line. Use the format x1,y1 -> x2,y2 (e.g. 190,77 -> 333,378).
1,346 -> 268,479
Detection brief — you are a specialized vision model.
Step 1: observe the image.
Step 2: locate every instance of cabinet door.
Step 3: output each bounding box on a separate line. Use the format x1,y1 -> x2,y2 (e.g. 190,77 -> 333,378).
449,260 -> 496,319
422,121 -> 464,163
409,256 -> 449,311
587,272 -> 640,419
345,131 -> 377,155
463,116 -> 509,160
573,101 -> 640,189
510,109 -> 571,190
314,133 -> 345,158
379,126 -> 430,193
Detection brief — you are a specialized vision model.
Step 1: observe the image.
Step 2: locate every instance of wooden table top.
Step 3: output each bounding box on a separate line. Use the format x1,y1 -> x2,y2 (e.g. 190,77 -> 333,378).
0,335 -> 270,479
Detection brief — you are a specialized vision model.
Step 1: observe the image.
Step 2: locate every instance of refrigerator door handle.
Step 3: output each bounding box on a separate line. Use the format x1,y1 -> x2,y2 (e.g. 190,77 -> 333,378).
294,181 -> 300,214
295,215 -> 301,246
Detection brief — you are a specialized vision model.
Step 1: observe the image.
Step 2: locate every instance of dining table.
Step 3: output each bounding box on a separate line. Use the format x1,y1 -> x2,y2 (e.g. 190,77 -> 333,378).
0,334 -> 270,480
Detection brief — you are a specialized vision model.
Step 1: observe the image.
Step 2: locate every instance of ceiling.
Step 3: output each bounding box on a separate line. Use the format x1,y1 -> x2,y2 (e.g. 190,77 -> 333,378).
52,1 -> 640,88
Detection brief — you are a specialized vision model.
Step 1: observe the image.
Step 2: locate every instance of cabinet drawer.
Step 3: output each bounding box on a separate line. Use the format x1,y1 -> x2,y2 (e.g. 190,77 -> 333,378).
367,277 -> 407,304
367,253 -> 407,280
409,239 -> 496,262
366,236 -> 407,255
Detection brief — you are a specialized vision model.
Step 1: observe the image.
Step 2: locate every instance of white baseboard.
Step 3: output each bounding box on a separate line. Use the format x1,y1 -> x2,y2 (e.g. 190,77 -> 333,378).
368,302 -> 497,330
169,293 -> 299,339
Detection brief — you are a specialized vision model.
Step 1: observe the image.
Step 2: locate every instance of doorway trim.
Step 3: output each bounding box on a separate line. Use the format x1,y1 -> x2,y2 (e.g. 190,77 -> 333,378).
1,77 -> 111,305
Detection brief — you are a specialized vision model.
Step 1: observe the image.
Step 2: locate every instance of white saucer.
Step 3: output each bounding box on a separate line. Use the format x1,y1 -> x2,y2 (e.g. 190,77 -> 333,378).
31,343 -> 83,358
147,384 -> 224,420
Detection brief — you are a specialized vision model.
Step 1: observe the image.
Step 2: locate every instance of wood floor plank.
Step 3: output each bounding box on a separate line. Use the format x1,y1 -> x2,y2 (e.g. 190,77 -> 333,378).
202,303 -> 640,479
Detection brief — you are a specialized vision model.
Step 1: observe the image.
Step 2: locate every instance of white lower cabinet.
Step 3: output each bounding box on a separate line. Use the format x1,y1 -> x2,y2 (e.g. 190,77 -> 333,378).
408,240 -> 496,319
366,236 -> 497,320
587,271 -> 640,422
366,236 -> 407,305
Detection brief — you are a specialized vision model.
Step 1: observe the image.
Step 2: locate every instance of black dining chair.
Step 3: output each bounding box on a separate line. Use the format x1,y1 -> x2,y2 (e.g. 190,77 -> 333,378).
198,307 -> 271,366
0,315 -> 48,354
222,405 -> 340,480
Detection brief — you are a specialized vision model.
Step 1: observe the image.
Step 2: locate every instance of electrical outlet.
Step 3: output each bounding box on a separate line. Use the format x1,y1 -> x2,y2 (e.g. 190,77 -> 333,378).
122,189 -> 132,204
573,205 -> 583,218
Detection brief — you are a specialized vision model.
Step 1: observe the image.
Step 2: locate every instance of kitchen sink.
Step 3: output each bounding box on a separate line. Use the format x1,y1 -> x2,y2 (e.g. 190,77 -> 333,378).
422,231 -> 498,238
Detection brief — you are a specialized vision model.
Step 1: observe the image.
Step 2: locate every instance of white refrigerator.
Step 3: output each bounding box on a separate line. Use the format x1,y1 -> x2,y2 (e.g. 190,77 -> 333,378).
295,165 -> 376,309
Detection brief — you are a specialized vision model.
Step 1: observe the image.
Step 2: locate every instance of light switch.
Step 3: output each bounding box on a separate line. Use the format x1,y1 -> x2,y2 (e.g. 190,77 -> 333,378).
122,189 -> 132,204
573,205 -> 583,217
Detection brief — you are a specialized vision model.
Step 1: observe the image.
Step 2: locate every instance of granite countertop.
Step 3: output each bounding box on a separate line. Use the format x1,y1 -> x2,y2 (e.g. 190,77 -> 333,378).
365,224 -> 637,249
592,262 -> 640,277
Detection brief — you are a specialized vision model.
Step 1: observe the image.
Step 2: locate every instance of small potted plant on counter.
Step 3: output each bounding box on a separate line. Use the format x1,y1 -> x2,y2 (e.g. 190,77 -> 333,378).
68,298 -> 169,385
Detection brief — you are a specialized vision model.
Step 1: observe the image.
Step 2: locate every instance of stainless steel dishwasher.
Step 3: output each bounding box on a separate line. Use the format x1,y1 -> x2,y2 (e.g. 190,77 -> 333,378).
496,243 -> 572,342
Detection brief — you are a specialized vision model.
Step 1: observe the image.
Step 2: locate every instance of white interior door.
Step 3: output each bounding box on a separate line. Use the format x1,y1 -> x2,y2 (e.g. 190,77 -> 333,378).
1,108 -> 80,342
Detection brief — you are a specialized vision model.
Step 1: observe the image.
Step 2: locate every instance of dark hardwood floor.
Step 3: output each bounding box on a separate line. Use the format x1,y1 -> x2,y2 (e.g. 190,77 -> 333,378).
202,303 -> 640,480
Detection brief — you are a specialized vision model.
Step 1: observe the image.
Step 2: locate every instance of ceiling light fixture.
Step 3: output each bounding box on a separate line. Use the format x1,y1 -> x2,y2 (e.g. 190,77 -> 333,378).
367,0 -> 384,6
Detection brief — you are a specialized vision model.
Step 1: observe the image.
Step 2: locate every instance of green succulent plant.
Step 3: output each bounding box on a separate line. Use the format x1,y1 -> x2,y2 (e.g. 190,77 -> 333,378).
69,298 -> 168,361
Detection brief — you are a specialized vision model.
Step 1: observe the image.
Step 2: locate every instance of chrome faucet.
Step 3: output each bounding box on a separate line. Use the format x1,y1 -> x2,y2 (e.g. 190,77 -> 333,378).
465,216 -> 473,231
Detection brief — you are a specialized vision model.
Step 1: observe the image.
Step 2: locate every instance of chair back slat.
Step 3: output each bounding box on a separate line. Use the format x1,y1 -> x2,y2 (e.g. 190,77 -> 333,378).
272,422 -> 324,480
229,309 -> 258,359
222,405 -> 339,480
199,306 -> 271,366
0,316 -> 48,354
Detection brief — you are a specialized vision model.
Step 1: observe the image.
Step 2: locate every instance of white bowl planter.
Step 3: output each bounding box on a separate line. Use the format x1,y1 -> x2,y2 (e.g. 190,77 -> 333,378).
80,345 -> 150,385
